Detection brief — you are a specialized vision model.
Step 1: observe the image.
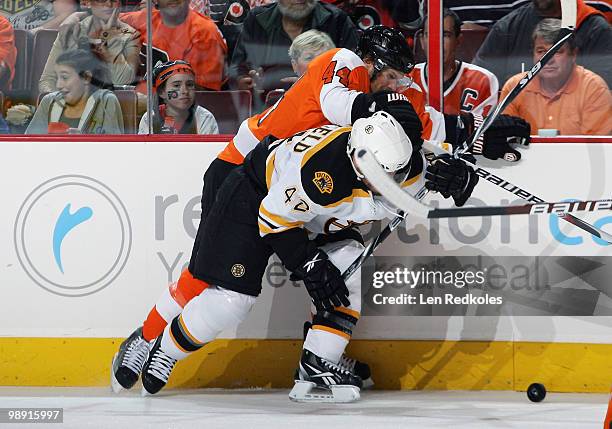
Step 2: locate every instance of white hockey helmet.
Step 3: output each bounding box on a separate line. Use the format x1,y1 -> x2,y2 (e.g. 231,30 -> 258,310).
348,111 -> 413,177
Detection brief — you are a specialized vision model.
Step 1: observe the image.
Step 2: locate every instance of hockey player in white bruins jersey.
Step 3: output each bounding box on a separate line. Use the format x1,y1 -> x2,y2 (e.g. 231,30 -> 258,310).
139,102 -> 479,402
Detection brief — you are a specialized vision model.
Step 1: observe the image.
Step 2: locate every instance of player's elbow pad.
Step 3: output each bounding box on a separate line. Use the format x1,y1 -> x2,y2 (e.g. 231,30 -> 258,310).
262,228 -> 315,272
350,93 -> 374,124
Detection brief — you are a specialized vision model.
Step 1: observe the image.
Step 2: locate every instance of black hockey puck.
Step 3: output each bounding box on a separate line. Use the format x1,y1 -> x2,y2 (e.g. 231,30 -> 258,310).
527,383 -> 546,402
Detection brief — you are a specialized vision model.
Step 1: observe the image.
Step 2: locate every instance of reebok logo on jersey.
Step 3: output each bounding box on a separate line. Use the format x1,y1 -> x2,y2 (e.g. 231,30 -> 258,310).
313,171 -> 333,194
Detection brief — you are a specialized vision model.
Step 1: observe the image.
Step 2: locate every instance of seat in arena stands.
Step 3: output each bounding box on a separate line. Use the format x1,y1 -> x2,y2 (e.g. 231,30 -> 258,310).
29,29 -> 58,93
195,90 -> 252,134
114,89 -> 138,134
12,29 -> 32,91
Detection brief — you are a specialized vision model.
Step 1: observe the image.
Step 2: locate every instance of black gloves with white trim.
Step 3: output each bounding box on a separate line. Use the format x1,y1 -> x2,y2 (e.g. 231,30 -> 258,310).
425,154 -> 479,207
445,113 -> 531,162
290,248 -> 350,311
264,229 -> 350,311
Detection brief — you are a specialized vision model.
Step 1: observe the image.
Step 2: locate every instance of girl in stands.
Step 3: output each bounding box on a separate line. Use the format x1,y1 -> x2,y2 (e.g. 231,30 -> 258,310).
26,49 -> 124,134
138,60 -> 219,134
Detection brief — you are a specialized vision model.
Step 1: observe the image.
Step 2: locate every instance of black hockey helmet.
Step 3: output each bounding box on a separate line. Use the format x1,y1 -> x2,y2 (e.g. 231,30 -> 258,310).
356,25 -> 414,74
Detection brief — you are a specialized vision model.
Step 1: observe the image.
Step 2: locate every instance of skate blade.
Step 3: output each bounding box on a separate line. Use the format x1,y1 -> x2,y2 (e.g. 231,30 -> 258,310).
289,381 -> 360,403
110,353 -> 124,394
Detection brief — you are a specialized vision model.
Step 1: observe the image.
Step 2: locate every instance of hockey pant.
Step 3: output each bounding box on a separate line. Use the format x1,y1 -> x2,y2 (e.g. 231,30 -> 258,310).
142,158 -> 239,342
159,239 -> 364,363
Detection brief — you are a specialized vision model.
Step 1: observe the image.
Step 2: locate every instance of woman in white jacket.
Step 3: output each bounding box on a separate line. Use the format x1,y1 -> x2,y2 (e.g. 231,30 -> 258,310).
139,60 -> 219,135
26,49 -> 124,134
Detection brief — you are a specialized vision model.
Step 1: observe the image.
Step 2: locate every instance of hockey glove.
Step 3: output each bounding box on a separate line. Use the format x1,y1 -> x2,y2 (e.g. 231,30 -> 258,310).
472,114 -> 531,162
425,154 -> 479,207
351,91 -> 424,150
291,249 -> 350,311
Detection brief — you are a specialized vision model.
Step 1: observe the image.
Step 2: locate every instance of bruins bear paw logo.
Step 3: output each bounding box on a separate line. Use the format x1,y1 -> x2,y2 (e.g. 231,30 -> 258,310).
313,171 -> 333,194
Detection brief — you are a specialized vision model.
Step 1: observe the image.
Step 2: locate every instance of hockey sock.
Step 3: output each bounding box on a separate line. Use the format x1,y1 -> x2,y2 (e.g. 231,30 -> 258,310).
142,269 -> 209,341
304,308 -> 360,363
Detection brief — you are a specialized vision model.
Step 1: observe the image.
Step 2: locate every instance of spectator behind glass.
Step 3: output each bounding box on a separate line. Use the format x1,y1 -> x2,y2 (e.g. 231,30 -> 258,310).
39,3 -> 141,94
139,60 -> 219,134
26,49 -> 124,134
230,0 -> 358,96
0,15 -> 17,92
288,29 -> 335,79
473,0 -> 612,87
265,28 -> 335,106
0,0 -> 78,32
406,8 -> 498,116
501,18 -> 612,135
121,0 -> 227,92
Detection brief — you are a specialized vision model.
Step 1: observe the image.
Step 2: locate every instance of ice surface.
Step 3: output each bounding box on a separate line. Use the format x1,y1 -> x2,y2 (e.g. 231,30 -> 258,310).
0,387 -> 606,429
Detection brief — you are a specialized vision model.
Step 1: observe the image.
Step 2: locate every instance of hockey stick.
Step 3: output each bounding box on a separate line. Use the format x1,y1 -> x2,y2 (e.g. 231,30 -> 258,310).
342,213 -> 404,281
455,0 -> 577,157
342,187 -> 430,280
355,147 -> 612,223
421,140 -> 612,244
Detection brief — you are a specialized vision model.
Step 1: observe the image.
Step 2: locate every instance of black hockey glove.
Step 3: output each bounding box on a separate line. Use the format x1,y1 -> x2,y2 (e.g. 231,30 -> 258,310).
472,114 -> 531,162
290,249 -> 350,311
425,154 -> 479,207
351,90 -> 424,150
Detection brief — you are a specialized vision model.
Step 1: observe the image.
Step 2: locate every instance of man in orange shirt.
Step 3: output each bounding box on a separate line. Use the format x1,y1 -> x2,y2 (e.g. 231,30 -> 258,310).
502,18 -> 612,135
121,0 -> 227,91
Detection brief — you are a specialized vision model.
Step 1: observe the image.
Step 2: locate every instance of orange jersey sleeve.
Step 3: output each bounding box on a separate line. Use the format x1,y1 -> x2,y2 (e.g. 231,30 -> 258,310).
218,48 -> 371,164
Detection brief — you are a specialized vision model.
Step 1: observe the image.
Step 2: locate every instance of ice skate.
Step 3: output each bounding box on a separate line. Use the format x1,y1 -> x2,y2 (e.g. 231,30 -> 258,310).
141,335 -> 177,395
289,349 -> 361,403
303,321 -> 373,389
111,327 -> 150,393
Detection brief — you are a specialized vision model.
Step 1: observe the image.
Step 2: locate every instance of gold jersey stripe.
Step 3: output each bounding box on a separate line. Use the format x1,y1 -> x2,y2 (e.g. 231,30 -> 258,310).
300,126 -> 352,168
260,205 -> 303,229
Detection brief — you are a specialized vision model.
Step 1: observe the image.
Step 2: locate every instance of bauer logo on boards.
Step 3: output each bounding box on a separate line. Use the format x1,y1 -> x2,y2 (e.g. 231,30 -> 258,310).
14,175 -> 132,297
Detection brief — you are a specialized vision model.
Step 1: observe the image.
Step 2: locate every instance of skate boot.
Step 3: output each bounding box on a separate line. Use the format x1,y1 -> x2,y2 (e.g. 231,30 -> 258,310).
111,327 -> 150,393
339,354 -> 373,389
289,349 -> 362,403
303,321 -> 374,389
141,335 -> 177,395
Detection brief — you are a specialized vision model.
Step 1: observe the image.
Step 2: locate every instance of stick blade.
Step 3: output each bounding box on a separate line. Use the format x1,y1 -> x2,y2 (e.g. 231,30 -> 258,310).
354,148 -> 431,218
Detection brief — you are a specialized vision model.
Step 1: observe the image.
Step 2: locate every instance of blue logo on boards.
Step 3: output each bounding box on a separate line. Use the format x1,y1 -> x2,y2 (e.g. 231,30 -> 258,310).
53,204 -> 93,273
14,175 -> 132,297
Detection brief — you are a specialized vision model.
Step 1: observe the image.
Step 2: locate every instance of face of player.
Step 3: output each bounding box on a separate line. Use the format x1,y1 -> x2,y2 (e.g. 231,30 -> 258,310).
55,64 -> 90,106
159,73 -> 196,114
291,48 -> 324,76
421,16 -> 462,68
157,0 -> 190,18
89,0 -> 119,21
533,37 -> 576,85
370,66 -> 408,92
277,0 -> 317,21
